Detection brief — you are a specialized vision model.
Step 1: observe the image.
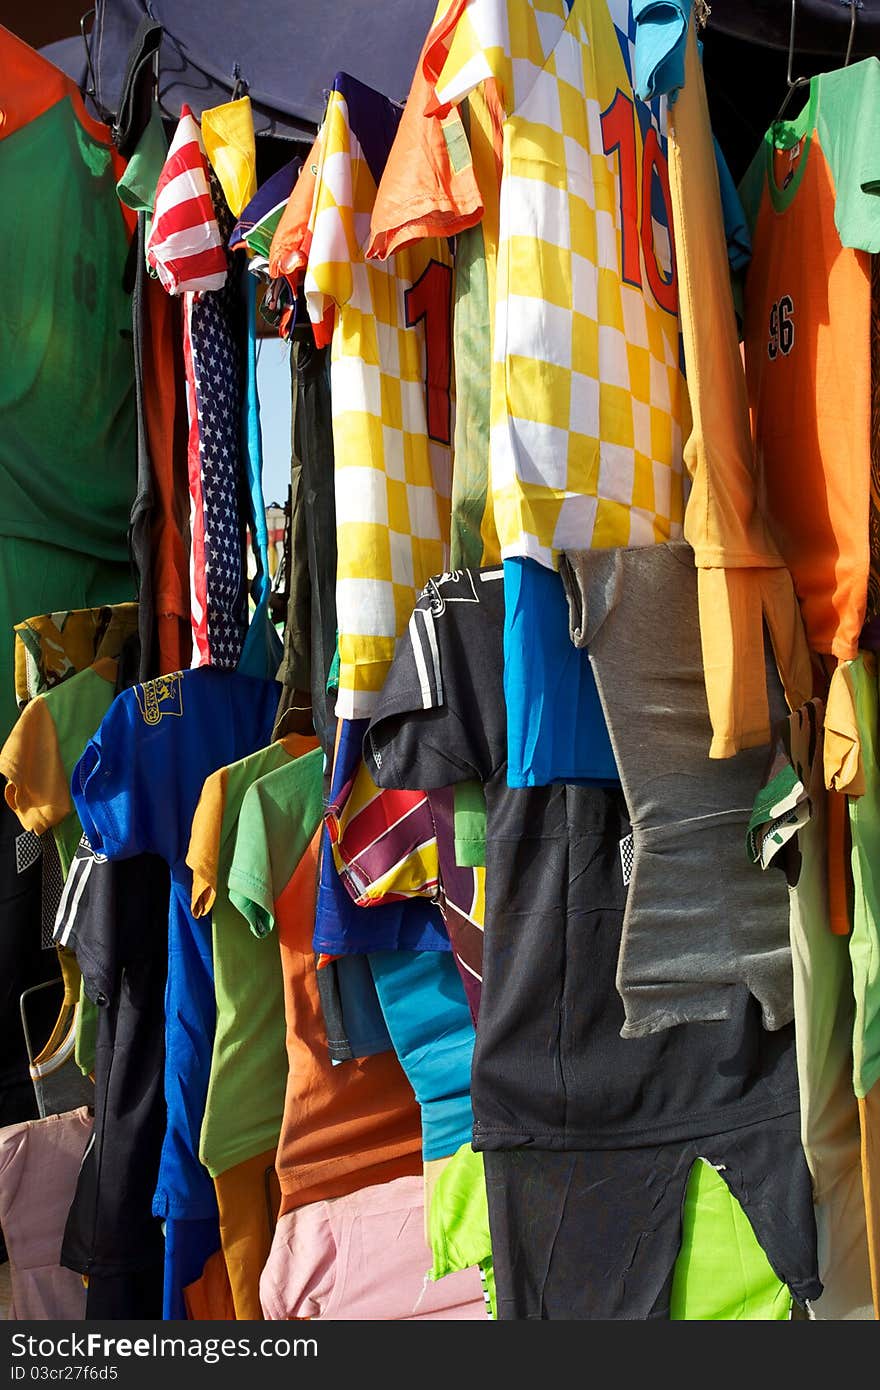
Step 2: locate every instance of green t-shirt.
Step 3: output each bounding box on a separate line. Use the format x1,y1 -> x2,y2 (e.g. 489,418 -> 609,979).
116,106 -> 167,264
193,740 -> 322,1178
0,98 -> 136,561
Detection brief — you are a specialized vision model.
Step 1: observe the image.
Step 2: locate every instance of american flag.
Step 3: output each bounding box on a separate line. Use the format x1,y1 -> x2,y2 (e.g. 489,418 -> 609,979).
147,105 -> 228,296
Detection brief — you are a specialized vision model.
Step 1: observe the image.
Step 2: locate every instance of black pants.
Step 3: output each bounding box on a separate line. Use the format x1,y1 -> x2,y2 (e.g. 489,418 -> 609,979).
484,1113 -> 822,1319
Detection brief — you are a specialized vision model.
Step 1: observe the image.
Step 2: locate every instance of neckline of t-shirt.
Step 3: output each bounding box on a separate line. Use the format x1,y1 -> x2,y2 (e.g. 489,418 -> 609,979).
765,77 -> 818,214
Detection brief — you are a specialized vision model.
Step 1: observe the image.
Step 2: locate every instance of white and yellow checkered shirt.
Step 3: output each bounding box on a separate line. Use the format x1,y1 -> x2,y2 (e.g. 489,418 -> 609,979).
304,74 -> 453,720
429,0 -> 688,566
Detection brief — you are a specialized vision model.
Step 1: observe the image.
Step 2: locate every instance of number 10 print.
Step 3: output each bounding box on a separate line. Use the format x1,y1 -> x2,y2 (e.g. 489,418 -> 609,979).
600,90 -> 677,316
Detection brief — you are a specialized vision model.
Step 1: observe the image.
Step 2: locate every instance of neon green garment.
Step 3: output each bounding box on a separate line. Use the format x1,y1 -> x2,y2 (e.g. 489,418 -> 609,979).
452,781 -> 487,869
846,654 -> 880,1101
670,1160 -> 791,1320
426,1143 -> 496,1319
428,1145 -> 791,1321
190,740 -> 323,1178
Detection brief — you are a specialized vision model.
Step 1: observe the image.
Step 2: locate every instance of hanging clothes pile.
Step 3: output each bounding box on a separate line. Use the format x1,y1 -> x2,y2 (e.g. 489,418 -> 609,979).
4,0 -> 880,1325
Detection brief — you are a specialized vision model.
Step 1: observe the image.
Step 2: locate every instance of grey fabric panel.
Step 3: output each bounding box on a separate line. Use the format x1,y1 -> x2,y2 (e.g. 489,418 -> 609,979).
561,541 -> 793,1037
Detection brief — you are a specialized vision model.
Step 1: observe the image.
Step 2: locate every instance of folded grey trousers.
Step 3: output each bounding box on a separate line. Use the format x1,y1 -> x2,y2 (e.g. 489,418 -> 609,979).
560,542 -> 793,1038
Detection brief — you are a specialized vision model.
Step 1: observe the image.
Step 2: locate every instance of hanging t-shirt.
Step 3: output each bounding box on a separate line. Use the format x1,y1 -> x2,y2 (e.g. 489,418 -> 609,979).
738,58 -> 880,661
227,769 -> 423,1214
186,735 -> 320,1179
69,667 -> 280,1318
400,0 -> 687,567
271,72 -> 454,719
0,659 -> 117,877
52,834 -> 170,1319
0,28 -> 136,566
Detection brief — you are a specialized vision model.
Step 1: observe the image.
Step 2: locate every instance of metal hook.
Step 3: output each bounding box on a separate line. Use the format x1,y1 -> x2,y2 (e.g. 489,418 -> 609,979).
230,62 -> 248,102
843,0 -> 859,66
775,0 -> 859,123
79,7 -> 98,99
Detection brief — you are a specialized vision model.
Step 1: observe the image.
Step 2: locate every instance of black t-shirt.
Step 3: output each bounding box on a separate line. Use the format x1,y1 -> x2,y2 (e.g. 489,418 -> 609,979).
365,568 -> 800,1150
53,834 -> 169,1285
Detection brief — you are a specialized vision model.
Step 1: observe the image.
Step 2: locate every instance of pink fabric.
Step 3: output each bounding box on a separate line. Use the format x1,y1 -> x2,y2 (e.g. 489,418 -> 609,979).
260,1175 -> 487,1320
0,1106 -> 92,1320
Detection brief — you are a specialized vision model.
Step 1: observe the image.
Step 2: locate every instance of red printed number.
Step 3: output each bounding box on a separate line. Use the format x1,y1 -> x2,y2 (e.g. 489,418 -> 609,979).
404,259 -> 453,446
600,91 -> 677,314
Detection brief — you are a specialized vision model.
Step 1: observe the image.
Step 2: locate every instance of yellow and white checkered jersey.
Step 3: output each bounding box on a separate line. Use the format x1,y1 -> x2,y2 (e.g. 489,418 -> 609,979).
427,0 -> 688,567
304,74 -> 453,719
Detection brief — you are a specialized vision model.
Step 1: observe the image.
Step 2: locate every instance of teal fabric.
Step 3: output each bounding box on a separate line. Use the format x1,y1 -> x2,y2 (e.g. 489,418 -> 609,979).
633,0 -> 689,102
368,950 -> 475,1162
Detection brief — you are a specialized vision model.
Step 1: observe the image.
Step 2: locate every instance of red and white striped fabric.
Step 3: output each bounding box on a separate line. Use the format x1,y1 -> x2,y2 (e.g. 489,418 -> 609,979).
147,104 -> 228,295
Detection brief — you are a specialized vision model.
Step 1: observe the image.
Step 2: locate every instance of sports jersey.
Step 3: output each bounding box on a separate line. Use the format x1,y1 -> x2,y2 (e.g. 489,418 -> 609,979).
739,58 -> 880,662
187,736 -> 321,1179
417,0 -> 688,566
0,659 -> 117,877
748,699 -> 872,1320
228,774 -> 422,1214
272,72 -> 453,719
502,557 -> 618,787
12,603 -> 138,713
367,15 -> 501,571
69,667 -> 281,1318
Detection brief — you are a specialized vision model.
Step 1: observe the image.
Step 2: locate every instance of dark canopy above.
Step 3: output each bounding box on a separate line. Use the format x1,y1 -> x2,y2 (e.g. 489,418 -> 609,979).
40,0 -> 880,178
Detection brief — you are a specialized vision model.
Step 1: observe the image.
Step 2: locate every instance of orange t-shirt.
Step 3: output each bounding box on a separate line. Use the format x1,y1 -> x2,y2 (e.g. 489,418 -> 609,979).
739,62 -> 880,661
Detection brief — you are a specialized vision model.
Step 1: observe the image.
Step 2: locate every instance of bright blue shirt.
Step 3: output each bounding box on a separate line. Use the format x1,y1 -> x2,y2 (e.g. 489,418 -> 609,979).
71,667 -> 280,1315
503,558 -> 619,790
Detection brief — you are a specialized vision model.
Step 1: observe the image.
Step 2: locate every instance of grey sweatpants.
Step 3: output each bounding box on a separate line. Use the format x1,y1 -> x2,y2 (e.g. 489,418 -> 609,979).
560,542 -> 793,1038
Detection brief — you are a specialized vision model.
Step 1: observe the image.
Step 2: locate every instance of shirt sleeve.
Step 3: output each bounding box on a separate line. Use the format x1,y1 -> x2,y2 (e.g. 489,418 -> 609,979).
364,586 -> 491,789
228,751 -> 325,938
0,696 -> 70,835
368,22 -> 484,261
69,689 -> 163,861
326,760 -> 441,906
302,97 -> 356,329
186,767 -> 228,917
818,58 -> 880,252
268,133 -> 323,285
424,0 -> 565,118
227,781 -> 277,939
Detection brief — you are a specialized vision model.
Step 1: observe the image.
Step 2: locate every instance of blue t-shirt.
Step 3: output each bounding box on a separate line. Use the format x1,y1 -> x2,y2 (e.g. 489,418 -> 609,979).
503,558 -> 619,789
71,668 -> 280,1309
